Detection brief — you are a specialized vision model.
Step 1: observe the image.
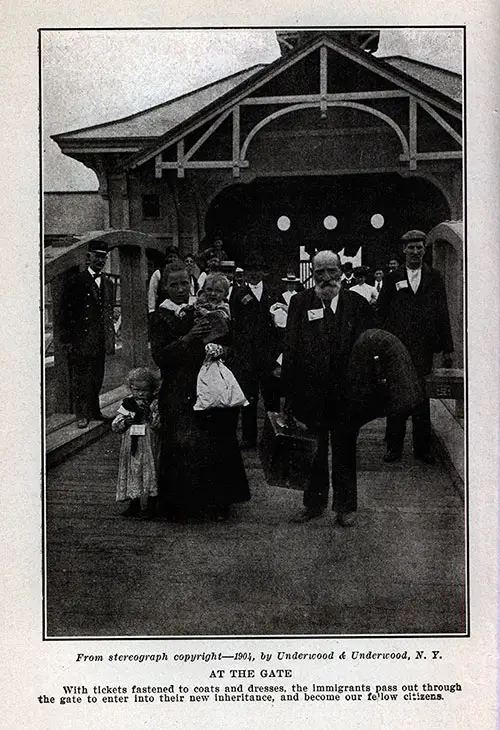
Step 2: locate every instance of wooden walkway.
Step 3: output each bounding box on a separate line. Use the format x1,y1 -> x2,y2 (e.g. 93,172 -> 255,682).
45,418 -> 465,637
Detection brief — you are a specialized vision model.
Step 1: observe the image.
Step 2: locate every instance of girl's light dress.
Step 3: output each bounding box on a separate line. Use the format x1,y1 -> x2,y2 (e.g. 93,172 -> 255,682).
112,398 -> 160,506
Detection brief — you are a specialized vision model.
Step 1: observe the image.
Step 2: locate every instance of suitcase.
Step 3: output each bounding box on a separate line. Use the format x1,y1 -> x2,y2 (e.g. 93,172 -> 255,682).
259,411 -> 318,490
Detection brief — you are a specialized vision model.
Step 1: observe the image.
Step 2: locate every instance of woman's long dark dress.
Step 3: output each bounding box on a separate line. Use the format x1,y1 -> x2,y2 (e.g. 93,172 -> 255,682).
150,307 -> 250,515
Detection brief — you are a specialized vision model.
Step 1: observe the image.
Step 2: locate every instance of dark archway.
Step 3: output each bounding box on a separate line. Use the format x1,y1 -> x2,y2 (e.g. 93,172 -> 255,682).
204,174 -> 450,272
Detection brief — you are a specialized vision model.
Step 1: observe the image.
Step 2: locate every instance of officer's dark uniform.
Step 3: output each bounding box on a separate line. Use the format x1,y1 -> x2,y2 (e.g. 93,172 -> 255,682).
60,245 -> 115,422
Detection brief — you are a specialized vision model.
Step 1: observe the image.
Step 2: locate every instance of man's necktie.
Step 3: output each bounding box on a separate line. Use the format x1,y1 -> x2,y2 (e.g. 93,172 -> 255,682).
324,304 -> 336,338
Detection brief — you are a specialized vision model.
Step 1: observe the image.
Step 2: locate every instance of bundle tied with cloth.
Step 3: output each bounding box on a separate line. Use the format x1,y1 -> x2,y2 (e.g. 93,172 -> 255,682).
194,343 -> 249,411
346,328 -> 423,426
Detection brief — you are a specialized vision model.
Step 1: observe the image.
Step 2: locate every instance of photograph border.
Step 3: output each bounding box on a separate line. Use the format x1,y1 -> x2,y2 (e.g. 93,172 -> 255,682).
40,23 -> 469,642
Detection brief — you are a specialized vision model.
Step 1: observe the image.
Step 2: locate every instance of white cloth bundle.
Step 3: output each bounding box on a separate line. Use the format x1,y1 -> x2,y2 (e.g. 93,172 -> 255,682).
194,343 -> 249,411
269,302 -> 289,329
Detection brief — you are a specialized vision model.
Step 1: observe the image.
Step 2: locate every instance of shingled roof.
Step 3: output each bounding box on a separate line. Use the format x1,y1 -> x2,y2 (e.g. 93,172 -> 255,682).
52,63 -> 266,142
382,56 -> 462,102
53,37 -> 461,158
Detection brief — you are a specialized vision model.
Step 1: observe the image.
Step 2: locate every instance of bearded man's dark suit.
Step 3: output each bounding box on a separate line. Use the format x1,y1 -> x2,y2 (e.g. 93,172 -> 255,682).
231,282 -> 280,446
377,263 -> 453,456
60,269 -> 115,420
281,288 -> 373,514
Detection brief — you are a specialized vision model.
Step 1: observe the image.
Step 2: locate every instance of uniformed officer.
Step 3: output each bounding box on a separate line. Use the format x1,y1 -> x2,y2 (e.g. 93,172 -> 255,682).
60,240 -> 115,428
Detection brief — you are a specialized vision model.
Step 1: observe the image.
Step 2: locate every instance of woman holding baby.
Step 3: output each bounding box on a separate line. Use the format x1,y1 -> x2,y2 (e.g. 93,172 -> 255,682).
150,261 -> 250,521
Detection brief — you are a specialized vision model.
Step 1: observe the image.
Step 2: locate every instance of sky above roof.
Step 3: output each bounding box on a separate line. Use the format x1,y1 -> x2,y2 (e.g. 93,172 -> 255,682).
43,28 -> 462,191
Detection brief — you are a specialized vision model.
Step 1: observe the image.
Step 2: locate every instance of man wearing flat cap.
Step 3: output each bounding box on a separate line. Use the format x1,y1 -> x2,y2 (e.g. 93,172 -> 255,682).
59,240 -> 115,428
377,229 -> 453,464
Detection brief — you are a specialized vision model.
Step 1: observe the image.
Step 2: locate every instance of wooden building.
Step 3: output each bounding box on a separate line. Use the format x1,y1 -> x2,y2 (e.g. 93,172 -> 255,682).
53,31 -> 462,264
51,30 -> 463,370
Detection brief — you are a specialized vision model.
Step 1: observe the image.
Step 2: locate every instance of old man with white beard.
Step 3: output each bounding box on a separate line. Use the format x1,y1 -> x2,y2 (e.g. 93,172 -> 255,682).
281,250 -> 373,525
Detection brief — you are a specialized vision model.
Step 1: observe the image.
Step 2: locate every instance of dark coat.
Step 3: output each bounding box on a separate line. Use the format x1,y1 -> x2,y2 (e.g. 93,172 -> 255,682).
60,269 -> 115,357
281,288 -> 373,427
376,264 -> 453,377
230,282 -> 278,397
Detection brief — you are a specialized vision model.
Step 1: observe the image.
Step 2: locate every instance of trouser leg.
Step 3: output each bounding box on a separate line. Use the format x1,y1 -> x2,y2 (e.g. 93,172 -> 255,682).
330,419 -> 358,514
89,354 -> 105,418
261,372 -> 281,414
385,412 -> 407,455
303,429 -> 329,511
412,396 -> 432,455
70,356 -> 92,420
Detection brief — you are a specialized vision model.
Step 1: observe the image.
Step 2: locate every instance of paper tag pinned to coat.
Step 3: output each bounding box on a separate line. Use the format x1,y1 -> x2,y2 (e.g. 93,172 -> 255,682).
241,293 -> 253,305
395,280 -> 409,291
307,308 -> 324,321
130,424 -> 146,436
117,405 -> 135,417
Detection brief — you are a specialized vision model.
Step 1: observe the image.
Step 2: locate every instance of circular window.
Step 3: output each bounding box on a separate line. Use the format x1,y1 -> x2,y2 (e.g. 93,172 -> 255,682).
277,215 -> 291,231
323,215 -> 338,230
370,213 -> 385,229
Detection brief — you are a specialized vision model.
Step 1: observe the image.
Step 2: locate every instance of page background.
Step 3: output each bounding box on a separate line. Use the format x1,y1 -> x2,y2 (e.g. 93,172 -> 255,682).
1,2 -> 498,727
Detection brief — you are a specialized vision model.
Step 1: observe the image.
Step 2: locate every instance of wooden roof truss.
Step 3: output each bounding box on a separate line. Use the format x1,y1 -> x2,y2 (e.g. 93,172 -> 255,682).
143,38 -> 461,179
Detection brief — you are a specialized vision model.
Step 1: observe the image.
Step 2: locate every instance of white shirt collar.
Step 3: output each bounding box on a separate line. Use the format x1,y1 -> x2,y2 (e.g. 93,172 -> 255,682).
159,295 -> 197,316
322,293 -> 339,313
406,266 -> 422,292
248,281 -> 263,301
282,289 -> 296,305
88,266 -> 101,286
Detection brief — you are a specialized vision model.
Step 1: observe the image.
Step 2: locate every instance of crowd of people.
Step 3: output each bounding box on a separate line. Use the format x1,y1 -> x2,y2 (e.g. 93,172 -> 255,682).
60,231 -> 454,526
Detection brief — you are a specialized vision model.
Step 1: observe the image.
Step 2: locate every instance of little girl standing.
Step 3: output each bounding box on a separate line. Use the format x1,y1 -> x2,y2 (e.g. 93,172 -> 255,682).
112,367 -> 161,517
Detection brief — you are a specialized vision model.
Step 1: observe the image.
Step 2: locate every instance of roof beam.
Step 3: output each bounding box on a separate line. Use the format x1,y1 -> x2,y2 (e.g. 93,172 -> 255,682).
183,108 -> 233,162
128,36 -> 460,171
319,45 -> 328,117
241,89 -> 409,105
399,150 -> 462,162
155,159 -> 250,178
240,101 -> 410,160
418,99 -> 462,145
61,146 -> 142,154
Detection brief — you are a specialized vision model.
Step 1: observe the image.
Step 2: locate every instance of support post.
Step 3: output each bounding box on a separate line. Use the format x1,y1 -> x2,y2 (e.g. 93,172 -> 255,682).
319,46 -> 328,117
51,270 -> 76,414
119,246 -> 149,368
232,106 -> 241,178
409,97 -> 417,170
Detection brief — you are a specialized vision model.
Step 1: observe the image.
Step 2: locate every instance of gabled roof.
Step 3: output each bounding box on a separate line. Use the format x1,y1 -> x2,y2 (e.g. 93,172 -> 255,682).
53,64 -> 266,142
53,32 -> 462,168
382,56 -> 461,102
